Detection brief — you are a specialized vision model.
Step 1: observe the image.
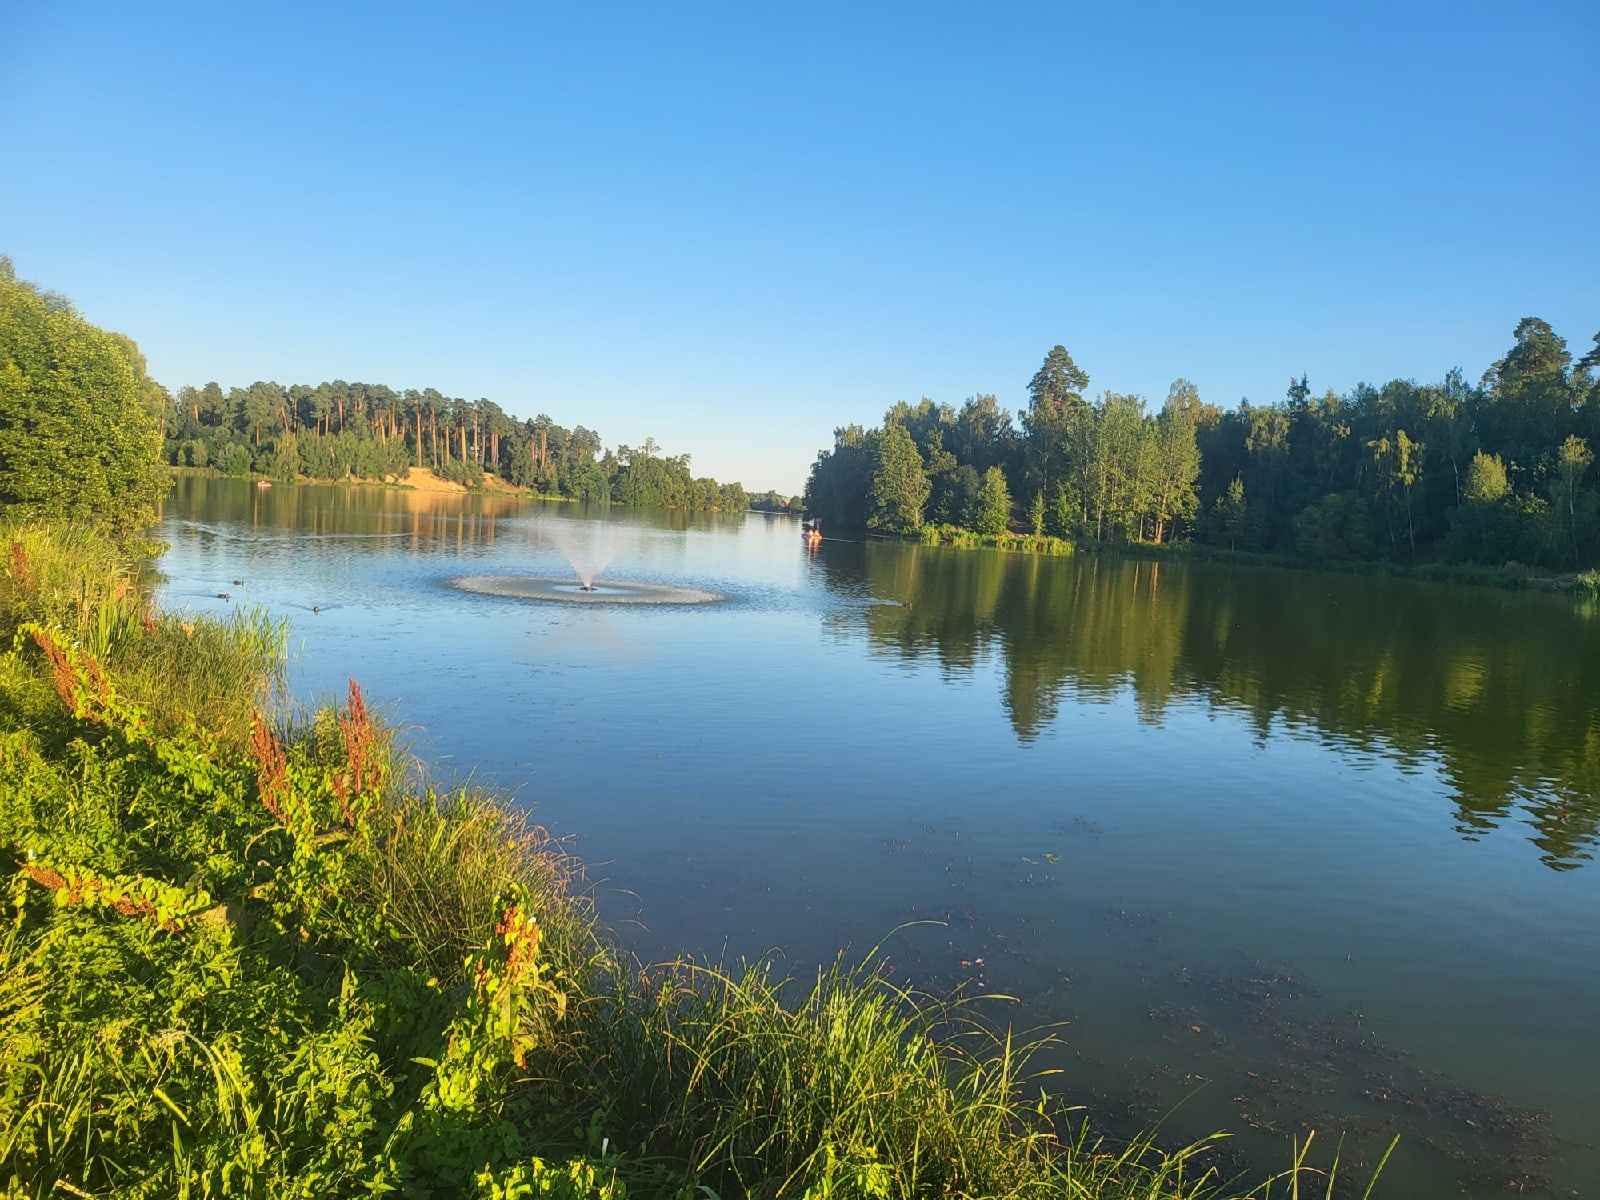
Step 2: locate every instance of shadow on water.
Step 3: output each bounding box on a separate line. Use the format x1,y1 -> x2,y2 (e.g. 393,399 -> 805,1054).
817,539 -> 1600,872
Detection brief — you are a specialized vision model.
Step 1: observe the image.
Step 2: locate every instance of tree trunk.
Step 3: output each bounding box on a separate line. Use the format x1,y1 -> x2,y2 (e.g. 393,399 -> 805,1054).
1571,490 -> 1580,569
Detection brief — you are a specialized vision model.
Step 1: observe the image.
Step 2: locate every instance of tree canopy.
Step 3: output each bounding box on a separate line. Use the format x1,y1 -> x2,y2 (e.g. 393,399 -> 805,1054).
0,258 -> 168,532
162,376 -> 755,512
806,319 -> 1600,572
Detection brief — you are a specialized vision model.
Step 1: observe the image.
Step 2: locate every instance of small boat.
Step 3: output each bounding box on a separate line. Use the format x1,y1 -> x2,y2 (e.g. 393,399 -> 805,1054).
255,479 -> 272,490
802,519 -> 822,543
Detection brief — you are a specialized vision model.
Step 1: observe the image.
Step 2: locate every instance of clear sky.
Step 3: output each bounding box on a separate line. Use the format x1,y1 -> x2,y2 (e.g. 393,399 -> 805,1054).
2,1 -> 1595,494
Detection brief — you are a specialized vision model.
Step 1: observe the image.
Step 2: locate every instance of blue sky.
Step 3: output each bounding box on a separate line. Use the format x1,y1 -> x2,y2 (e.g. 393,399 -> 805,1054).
2,1 -> 1595,494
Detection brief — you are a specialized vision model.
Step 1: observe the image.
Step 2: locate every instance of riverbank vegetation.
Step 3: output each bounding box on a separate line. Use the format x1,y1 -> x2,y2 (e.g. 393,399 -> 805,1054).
918,523 -> 1075,555
806,323 -> 1600,575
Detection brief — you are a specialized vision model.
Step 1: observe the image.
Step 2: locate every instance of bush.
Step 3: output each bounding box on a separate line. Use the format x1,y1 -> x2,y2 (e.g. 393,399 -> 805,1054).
0,258 -> 169,532
435,457 -> 485,487
918,523 -> 1074,556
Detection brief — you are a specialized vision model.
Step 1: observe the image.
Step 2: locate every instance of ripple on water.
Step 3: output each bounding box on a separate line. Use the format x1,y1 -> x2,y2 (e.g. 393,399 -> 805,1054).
450,575 -> 725,605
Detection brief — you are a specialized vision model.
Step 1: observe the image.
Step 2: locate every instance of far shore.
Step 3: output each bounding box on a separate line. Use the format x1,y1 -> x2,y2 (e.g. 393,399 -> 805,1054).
167,463 -> 562,498
165,466 -> 791,514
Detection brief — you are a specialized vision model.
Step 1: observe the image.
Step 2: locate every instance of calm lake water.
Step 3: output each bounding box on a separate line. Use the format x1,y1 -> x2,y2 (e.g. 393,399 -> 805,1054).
157,475 -> 1600,1197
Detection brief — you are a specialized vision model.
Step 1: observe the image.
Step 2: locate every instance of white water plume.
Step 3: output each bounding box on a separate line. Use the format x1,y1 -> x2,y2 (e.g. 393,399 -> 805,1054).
547,523 -> 625,589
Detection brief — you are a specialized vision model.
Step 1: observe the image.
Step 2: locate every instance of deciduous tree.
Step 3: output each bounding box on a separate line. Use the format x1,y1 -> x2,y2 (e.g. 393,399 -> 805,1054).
0,257 -> 168,532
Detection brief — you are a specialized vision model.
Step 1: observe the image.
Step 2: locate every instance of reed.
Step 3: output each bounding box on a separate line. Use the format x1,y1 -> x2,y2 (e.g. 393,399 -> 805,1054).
531,951 -> 1250,1199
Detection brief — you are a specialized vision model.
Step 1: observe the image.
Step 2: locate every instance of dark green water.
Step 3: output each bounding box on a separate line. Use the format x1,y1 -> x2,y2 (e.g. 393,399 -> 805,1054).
159,476 -> 1600,1197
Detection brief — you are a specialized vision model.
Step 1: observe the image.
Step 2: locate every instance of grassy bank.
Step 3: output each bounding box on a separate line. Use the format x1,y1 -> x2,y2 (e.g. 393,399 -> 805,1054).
917,524 -> 1076,556
1104,540 -> 1590,591
0,524 -> 1385,1199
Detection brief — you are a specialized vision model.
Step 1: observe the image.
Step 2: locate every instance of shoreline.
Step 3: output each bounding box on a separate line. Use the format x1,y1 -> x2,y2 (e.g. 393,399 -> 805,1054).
165,467 -> 759,514
861,521 -> 1596,593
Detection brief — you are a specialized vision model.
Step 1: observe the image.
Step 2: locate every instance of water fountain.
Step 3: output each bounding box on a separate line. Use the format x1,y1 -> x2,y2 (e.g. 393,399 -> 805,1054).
450,522 -> 724,605
557,526 -> 620,592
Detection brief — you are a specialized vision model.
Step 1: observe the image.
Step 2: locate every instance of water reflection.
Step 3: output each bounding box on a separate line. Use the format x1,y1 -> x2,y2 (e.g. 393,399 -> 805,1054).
163,474 -> 747,544
819,540 -> 1600,870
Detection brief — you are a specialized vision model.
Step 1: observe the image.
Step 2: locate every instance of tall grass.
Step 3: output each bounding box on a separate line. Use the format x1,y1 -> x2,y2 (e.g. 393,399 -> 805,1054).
918,523 -> 1076,555
0,524 -> 1390,1198
2,521 -> 286,744
534,953 -> 1246,1199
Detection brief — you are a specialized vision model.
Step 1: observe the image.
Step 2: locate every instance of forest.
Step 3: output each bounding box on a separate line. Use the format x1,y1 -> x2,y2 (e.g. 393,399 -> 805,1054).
162,380 -> 765,512
805,320 -> 1600,572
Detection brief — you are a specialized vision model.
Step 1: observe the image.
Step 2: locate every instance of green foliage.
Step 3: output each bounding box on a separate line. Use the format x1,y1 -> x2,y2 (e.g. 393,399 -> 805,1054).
1210,476 -> 1248,551
161,373 -> 755,513
477,1156 -> 624,1199
0,540 -> 608,1196
806,319 -> 1600,574
607,442 -> 748,512
747,489 -> 803,514
1293,493 -> 1377,563
810,350 -> 1203,551
548,952 -> 1211,1200
805,425 -> 878,530
973,466 -> 1012,535
0,258 -> 169,533
919,524 -> 1074,555
1462,451 -> 1510,505
867,423 -> 929,535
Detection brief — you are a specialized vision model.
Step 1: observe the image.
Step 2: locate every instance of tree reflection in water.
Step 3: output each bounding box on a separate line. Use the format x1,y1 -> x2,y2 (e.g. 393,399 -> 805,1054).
820,540 -> 1600,870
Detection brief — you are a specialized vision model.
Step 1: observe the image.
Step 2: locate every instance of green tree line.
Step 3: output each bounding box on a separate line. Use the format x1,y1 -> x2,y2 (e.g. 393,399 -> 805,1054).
0,257 -> 169,534
3,256 -> 764,519
164,382 -> 754,512
747,489 -> 805,514
806,319 -> 1600,571
806,361 -> 1206,545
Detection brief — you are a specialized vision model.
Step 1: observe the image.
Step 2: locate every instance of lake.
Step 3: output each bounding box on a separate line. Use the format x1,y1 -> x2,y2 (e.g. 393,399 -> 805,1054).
157,475 -> 1600,1197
